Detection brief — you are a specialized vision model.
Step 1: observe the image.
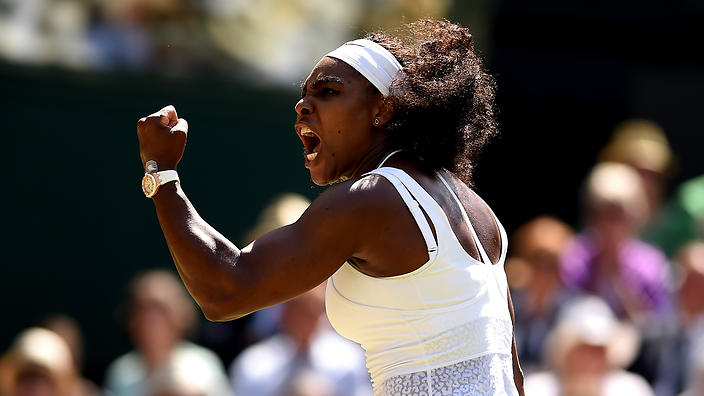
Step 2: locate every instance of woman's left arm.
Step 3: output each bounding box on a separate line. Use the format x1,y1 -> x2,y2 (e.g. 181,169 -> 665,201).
508,290 -> 525,396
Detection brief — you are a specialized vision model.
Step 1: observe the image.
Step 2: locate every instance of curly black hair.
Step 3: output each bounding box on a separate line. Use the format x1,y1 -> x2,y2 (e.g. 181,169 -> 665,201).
366,19 -> 498,185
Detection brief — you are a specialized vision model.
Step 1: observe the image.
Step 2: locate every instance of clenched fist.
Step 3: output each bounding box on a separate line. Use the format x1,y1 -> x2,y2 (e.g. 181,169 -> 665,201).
137,105 -> 189,171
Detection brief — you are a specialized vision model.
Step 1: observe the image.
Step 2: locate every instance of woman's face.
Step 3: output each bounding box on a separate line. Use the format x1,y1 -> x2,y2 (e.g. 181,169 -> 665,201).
295,57 -> 384,185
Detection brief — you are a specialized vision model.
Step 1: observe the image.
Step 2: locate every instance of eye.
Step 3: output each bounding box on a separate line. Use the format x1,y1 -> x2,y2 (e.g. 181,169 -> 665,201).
321,87 -> 338,96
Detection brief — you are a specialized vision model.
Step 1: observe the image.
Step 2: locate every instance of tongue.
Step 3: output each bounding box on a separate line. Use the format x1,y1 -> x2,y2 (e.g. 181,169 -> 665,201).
306,140 -> 321,162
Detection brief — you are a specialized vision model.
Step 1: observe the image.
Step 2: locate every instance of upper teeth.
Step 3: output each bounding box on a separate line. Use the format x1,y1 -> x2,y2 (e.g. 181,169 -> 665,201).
301,128 -> 316,137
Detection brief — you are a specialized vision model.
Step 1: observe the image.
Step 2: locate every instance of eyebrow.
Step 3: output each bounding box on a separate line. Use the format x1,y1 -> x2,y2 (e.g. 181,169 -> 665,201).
300,75 -> 345,95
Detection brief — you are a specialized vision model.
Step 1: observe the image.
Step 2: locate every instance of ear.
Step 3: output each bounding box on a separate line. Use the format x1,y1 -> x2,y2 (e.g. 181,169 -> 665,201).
373,96 -> 397,127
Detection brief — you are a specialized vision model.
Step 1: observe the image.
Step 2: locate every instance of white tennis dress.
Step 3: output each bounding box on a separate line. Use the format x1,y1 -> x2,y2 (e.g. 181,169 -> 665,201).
325,166 -> 518,396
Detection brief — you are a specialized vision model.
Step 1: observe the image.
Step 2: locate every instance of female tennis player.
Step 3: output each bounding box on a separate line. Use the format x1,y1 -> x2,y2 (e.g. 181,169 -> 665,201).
137,19 -> 524,395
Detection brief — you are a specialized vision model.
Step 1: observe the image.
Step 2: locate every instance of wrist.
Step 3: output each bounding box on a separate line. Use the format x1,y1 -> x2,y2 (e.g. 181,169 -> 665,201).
151,179 -> 180,199
141,169 -> 180,198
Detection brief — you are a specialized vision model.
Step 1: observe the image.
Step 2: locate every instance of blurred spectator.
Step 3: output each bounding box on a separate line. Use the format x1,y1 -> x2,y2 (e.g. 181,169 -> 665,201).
39,315 -> 99,396
643,175 -> 704,258
678,335 -> 704,396
104,270 -> 230,396
675,242 -> 704,335
89,0 -> 215,73
242,193 -> 311,246
598,119 -> 675,225
561,162 -> 672,322
356,0 -> 451,34
204,0 -> 364,85
0,0 -> 95,68
229,284 -> 372,396
285,368 -> 335,396
507,215 -> 577,373
0,0 -> 454,85
654,242 -> 704,396
524,296 -> 653,396
0,327 -> 78,396
561,162 -> 673,383
199,193 -> 312,366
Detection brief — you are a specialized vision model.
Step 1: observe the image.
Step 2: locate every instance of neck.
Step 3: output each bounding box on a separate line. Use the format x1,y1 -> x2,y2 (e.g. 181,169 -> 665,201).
343,138 -> 396,181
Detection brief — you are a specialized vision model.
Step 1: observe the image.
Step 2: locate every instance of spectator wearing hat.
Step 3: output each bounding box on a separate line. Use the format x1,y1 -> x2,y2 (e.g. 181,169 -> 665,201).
0,327 -> 78,396
561,163 -> 672,322
524,296 -> 653,396
560,163 -> 673,384
598,119 -> 675,226
39,315 -> 99,396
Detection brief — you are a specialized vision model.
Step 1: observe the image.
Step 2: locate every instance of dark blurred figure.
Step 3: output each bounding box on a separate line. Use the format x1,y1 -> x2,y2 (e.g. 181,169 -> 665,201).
524,296 -> 654,396
0,327 -> 77,396
598,119 -> 675,226
104,270 -> 229,396
560,162 -> 673,384
229,284 -> 372,396
39,315 -> 99,396
654,242 -> 704,396
507,215 -> 576,373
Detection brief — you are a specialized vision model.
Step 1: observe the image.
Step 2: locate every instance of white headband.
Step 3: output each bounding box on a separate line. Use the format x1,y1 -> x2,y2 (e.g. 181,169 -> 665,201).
325,39 -> 402,97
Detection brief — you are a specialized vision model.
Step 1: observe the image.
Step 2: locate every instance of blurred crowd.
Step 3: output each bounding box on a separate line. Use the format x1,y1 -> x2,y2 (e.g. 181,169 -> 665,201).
0,0 -> 450,84
1,1 -> 701,395
2,119 -> 702,396
0,193 -> 372,396
510,120 -> 704,396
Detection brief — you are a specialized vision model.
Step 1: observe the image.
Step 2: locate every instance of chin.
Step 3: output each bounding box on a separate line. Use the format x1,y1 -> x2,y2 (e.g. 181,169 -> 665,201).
309,170 -> 341,186
309,171 -> 328,186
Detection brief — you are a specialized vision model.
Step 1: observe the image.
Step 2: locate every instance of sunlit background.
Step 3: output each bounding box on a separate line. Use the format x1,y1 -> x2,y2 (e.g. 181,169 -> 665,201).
1,0 -> 703,395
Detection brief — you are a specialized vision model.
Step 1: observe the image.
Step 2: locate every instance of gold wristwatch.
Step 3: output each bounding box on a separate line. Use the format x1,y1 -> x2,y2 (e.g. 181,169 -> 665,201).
141,161 -> 179,198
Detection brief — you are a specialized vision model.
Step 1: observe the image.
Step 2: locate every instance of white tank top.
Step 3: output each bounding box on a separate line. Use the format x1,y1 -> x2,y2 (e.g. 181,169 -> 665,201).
325,166 -> 514,390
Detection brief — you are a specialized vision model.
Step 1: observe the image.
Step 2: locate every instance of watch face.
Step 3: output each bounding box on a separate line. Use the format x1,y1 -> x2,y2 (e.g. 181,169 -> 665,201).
142,174 -> 157,197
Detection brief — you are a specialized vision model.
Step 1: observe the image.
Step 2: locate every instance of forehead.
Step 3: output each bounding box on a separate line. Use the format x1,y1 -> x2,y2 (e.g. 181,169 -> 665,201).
304,56 -> 368,86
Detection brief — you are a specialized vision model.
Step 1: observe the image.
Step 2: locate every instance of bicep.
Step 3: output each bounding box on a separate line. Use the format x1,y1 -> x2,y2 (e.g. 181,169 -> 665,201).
233,187 -> 364,312
237,223 -> 352,305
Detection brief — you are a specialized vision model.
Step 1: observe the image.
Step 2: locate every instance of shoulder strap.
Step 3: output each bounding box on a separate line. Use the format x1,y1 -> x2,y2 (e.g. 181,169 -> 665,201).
437,172 -> 495,265
365,169 -> 438,255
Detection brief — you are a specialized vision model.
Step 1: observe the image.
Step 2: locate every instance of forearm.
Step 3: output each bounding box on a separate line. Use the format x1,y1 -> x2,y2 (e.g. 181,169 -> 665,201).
507,290 -> 525,396
152,181 -> 245,320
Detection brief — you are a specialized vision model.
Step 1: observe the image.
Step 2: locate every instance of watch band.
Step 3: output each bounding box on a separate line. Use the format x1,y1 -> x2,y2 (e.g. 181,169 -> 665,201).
156,170 -> 179,185
142,170 -> 180,198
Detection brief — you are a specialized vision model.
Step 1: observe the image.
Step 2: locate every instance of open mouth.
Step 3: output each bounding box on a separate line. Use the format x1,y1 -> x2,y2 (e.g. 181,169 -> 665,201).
299,127 -> 321,163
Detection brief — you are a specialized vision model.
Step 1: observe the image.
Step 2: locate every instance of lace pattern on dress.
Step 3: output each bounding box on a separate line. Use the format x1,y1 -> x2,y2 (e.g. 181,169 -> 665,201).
378,353 -> 517,396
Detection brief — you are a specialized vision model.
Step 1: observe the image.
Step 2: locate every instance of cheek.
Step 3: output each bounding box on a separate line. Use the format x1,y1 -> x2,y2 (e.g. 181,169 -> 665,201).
323,96 -> 373,132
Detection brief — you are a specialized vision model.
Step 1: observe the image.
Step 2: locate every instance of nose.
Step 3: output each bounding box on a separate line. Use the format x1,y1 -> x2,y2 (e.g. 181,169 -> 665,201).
295,97 -> 313,117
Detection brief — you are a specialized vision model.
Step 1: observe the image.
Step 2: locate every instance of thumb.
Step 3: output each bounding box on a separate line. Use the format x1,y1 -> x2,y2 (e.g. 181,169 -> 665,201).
171,118 -> 188,136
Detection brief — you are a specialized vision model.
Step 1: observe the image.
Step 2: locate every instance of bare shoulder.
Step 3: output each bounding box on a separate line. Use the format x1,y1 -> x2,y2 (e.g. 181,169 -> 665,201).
439,170 -> 502,263
306,173 -> 404,217
301,171 -> 429,277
